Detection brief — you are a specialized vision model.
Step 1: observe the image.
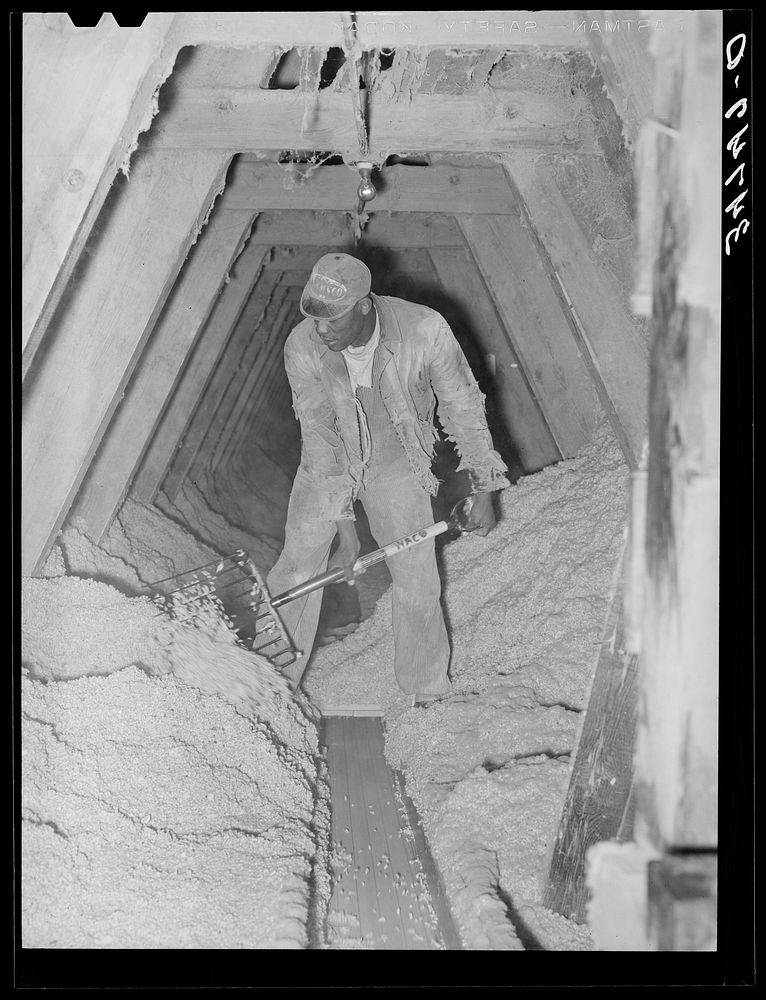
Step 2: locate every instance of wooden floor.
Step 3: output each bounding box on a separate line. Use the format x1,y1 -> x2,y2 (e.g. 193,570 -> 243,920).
321,715 -> 461,950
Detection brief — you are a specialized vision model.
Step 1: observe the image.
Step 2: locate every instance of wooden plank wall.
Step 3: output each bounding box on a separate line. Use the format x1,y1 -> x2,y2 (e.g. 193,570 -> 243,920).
21,12 -> 178,375
69,201 -> 257,540
21,150 -> 232,574
460,214 -> 602,458
506,157 -> 649,469
544,553 -> 639,922
428,247 -> 561,474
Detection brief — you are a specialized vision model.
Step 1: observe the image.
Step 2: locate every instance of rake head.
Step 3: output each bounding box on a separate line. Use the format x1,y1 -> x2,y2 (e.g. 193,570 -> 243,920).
148,551 -> 301,675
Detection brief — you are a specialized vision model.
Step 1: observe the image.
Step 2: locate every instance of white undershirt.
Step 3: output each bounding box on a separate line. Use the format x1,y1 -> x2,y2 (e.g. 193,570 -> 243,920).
341,311 -> 380,391
341,310 -> 380,464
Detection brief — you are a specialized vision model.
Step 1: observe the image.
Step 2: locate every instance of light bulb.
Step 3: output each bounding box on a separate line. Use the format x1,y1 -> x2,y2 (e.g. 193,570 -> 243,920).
357,178 -> 376,202
356,163 -> 377,204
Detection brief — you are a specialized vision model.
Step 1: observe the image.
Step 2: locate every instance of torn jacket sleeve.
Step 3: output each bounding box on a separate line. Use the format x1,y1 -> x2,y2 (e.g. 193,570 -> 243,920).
428,319 -> 510,493
284,346 -> 356,521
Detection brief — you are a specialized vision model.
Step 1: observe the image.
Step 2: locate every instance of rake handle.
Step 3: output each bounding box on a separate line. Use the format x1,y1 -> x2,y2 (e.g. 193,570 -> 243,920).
269,518 -> 450,609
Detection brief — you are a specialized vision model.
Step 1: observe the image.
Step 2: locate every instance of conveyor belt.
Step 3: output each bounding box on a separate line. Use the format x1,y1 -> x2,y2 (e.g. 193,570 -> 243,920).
321,716 -> 461,950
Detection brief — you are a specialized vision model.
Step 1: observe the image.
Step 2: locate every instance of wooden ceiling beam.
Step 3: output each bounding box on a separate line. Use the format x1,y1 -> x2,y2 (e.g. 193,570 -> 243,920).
219,160 -> 519,215
144,88 -> 593,158
171,11 -> 587,51
263,246 -> 437,272
243,211 -> 466,247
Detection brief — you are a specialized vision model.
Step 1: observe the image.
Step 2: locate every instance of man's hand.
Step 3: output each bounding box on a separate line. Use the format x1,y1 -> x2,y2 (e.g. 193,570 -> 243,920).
329,519 -> 362,585
468,491 -> 497,537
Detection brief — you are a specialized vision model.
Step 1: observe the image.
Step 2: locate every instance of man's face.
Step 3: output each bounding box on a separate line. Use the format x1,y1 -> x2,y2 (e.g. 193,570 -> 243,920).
314,299 -> 370,352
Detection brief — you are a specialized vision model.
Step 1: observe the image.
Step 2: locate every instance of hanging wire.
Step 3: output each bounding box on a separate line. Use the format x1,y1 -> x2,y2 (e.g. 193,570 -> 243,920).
340,11 -> 369,159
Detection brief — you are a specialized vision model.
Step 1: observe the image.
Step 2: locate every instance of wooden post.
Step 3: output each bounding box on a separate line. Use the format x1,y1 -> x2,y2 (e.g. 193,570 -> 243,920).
635,11 -> 721,851
647,854 -> 717,951
504,157 -> 649,470
21,12 -> 179,376
21,149 -> 232,574
459,214 -> 601,458
68,204 -> 258,540
544,552 -> 639,923
583,16 -> 655,149
428,247 -> 561,474
131,240 -> 270,504
583,11 -> 722,953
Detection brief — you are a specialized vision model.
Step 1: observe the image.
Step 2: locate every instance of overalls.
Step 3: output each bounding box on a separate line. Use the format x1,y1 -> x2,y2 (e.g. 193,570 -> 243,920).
266,320 -> 451,697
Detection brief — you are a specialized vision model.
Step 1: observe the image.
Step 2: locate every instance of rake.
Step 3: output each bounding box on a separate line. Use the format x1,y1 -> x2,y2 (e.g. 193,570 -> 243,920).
147,497 -> 479,675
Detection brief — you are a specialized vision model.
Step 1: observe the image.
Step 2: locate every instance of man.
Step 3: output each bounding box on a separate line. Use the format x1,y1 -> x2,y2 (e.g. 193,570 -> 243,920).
266,253 -> 509,703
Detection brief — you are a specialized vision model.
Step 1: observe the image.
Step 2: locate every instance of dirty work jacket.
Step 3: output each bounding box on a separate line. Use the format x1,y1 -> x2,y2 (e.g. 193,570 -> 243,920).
283,293 -> 510,521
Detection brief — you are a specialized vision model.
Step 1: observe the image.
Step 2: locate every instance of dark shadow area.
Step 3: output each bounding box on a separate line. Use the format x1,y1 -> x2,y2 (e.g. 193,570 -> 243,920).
265,48 -> 301,90
494,882 -> 547,951
319,47 -> 347,89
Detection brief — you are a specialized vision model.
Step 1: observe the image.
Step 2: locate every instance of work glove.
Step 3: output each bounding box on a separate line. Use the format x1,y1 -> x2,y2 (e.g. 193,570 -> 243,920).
467,491 -> 497,537
329,519 -> 362,585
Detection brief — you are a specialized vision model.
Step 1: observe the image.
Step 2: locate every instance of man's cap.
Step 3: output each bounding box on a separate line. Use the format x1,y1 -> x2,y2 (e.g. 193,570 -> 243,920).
299,253 -> 372,320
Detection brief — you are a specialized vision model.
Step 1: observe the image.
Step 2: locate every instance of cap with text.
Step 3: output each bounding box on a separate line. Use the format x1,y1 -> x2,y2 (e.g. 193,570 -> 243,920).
299,253 -> 372,320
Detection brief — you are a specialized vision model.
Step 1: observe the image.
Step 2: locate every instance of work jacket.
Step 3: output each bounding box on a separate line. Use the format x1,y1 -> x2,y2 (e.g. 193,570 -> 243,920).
283,293 -> 509,521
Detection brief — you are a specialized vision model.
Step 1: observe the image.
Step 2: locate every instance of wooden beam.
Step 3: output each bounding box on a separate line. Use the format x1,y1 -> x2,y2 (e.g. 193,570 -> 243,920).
459,214 -> 601,457
157,266 -> 279,503
505,158 -> 649,469
173,10 -> 587,51
68,203 -> 258,540
647,854 -> 717,951
145,87 -> 595,158
429,247 -> 561,473
222,160 -> 519,215
21,12 -> 180,377
246,211 -> 466,248
637,11 -> 721,849
191,282 -> 290,479
214,290 -> 301,472
582,9 -> 657,146
265,246 -> 437,273
21,149 -> 232,575
544,554 -> 639,923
